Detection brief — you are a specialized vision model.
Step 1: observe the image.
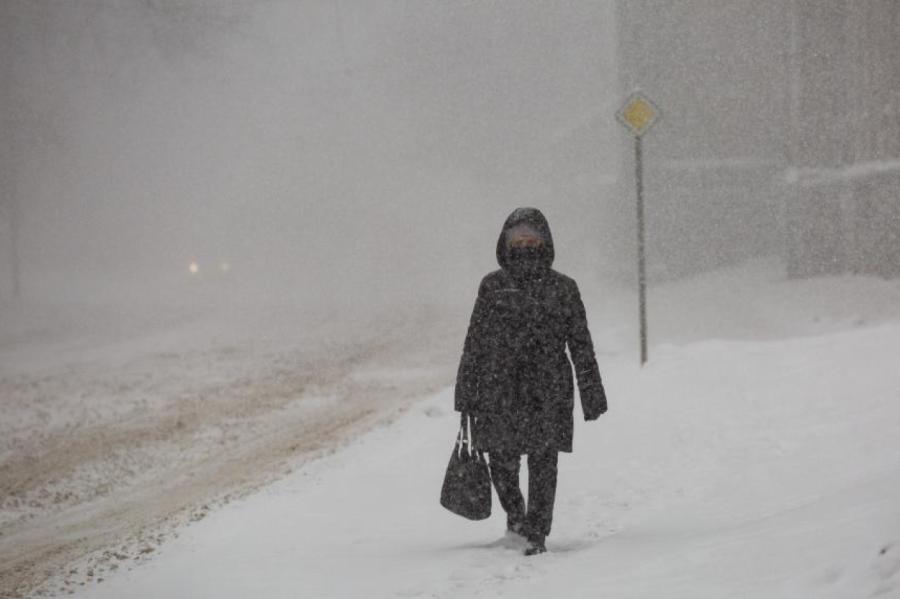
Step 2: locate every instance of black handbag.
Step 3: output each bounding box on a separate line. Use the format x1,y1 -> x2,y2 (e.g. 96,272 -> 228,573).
440,414 -> 492,520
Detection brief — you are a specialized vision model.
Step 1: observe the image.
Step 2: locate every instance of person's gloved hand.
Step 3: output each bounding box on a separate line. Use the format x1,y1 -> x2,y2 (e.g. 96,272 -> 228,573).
583,385 -> 608,421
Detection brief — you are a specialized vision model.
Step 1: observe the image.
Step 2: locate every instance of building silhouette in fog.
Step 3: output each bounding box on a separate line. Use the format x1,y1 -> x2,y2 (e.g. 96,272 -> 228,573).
615,0 -> 900,279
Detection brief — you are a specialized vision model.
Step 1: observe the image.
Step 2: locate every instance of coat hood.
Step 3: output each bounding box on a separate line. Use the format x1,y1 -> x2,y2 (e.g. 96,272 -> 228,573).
495,207 -> 555,271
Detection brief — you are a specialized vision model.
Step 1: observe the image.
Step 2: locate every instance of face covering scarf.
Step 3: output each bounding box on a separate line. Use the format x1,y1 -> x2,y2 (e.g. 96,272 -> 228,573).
507,246 -> 547,280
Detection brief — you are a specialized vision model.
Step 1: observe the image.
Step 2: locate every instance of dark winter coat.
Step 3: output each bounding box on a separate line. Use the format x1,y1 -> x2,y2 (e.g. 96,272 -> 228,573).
454,207 -> 607,454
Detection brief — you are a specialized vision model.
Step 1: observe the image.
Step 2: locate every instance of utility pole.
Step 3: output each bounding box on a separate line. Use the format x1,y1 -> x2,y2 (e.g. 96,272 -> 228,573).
634,134 -> 647,365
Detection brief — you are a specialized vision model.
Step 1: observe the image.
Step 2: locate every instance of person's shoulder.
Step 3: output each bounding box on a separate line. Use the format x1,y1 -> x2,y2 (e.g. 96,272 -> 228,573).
547,269 -> 578,291
480,269 -> 505,286
476,269 -> 506,294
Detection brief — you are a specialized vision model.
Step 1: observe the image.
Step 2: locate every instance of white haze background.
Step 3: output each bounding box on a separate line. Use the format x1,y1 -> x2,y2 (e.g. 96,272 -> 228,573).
3,1 -> 621,316
3,2 -> 900,598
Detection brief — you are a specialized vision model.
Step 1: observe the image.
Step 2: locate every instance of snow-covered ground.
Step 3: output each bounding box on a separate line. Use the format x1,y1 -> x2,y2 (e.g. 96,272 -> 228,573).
6,257 -> 900,597
63,294 -> 900,598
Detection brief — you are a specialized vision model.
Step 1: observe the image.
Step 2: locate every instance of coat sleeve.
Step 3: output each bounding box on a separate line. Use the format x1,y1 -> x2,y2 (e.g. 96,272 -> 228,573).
566,279 -> 608,420
454,277 -> 491,414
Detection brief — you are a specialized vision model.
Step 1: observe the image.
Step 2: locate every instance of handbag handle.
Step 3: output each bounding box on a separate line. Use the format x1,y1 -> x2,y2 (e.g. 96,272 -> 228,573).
456,414 -> 469,456
457,413 -> 484,460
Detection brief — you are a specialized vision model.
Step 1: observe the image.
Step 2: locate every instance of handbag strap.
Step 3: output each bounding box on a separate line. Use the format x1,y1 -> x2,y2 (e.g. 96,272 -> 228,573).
457,413 -> 485,461
457,415 -> 468,454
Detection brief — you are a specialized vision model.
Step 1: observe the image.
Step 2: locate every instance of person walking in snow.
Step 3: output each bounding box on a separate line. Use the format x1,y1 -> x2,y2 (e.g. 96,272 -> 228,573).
454,206 -> 608,556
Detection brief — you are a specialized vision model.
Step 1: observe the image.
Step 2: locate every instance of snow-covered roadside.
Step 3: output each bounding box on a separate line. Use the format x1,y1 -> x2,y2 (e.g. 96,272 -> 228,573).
0,299 -> 460,597
63,316 -> 900,599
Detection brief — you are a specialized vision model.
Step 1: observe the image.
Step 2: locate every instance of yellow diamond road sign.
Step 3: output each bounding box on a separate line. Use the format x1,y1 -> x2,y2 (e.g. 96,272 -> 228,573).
616,93 -> 660,136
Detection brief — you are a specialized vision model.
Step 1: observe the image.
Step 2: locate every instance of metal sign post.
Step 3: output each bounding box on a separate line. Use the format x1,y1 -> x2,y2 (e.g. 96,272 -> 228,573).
616,92 -> 660,366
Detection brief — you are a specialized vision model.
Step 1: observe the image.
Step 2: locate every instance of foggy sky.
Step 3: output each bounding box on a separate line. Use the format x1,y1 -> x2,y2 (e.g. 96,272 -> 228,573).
3,1 -> 620,312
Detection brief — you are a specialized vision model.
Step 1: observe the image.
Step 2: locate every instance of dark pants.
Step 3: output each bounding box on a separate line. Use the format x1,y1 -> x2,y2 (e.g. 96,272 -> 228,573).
488,450 -> 559,540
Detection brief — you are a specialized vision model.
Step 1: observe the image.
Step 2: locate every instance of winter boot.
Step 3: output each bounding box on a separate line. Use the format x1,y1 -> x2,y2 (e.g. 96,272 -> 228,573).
524,535 -> 547,556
